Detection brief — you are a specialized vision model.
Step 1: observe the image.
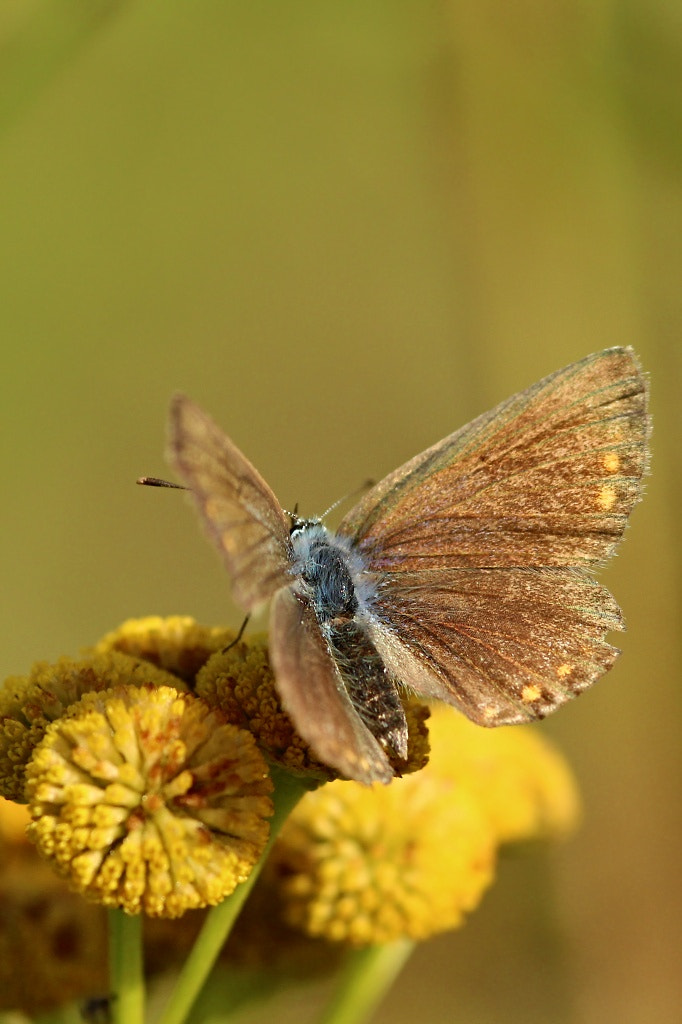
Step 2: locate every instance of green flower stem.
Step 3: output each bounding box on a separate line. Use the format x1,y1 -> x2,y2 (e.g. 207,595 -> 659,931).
108,908 -> 144,1024
317,939 -> 416,1024
157,768 -> 313,1024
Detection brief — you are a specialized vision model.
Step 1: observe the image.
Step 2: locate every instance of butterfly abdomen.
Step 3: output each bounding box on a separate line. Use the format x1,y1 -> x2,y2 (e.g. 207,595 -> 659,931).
327,619 -> 408,760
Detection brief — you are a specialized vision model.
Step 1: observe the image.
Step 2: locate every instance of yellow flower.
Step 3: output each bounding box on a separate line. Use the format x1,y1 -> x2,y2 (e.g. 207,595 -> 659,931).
0,652 -> 183,802
196,637 -> 430,782
261,705 -> 581,948
3,615 -> 581,969
269,771 -> 496,946
426,706 -> 581,843
93,615 -> 235,682
25,684 -> 274,917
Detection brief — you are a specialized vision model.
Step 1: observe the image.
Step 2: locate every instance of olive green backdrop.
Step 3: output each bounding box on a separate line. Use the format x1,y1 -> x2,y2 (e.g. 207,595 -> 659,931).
0,2 -> 680,1022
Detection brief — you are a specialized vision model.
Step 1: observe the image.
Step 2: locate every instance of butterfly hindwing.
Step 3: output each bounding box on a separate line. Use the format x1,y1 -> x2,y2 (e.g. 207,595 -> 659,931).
366,567 -> 623,725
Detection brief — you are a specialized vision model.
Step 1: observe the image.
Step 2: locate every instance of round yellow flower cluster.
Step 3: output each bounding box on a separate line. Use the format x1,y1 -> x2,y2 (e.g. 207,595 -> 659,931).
0,615 -> 581,1015
258,705 -> 579,949
0,617 -> 431,922
25,685 -> 274,916
93,614 -> 235,683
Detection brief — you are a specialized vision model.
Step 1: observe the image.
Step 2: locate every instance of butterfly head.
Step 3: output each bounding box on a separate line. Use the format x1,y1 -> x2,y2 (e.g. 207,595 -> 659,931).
287,510 -> 322,540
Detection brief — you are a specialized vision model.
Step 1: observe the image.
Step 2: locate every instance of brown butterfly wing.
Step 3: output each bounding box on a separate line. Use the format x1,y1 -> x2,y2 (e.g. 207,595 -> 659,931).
338,347 -> 649,570
338,347 -> 649,724
270,587 -> 394,783
367,567 -> 623,725
167,395 -> 292,611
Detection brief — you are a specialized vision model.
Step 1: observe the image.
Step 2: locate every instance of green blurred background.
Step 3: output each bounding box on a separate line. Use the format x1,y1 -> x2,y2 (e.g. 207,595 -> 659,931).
0,2 -> 680,1022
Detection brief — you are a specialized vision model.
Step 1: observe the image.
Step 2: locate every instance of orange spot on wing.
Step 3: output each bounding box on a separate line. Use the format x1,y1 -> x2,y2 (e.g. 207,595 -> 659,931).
597,485 -> 617,511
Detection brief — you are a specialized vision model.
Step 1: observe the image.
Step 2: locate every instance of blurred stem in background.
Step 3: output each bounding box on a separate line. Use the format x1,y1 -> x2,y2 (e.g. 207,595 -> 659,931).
0,0 -> 126,136
316,941 -> 415,1024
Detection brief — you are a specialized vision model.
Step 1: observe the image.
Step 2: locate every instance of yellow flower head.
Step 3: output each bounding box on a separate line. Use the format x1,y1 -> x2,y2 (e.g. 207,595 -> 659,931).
0,652 -> 183,802
257,704 -> 581,949
25,684 -> 274,917
196,636 -> 430,782
269,771 -> 496,946
93,615 -> 235,683
426,706 -> 581,843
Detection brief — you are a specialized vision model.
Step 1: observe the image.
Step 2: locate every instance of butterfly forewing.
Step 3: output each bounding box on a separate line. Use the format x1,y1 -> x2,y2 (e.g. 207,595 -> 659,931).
270,587 -> 394,784
167,395 -> 292,611
339,347 -> 648,570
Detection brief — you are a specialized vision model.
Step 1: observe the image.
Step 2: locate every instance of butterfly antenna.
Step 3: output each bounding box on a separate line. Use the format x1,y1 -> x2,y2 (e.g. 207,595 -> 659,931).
137,476 -> 187,490
320,477 -> 375,521
222,615 -> 250,652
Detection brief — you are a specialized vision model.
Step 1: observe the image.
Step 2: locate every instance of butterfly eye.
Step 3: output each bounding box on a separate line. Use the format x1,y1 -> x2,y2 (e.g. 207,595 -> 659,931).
289,518 -> 305,538
289,514 -> 322,539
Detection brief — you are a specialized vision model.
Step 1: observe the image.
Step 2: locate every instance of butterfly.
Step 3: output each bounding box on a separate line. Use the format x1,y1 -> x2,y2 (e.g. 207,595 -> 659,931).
165,347 -> 649,784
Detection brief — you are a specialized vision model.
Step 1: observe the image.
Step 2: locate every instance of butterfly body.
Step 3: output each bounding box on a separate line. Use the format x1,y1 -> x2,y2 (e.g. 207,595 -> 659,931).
288,517 -> 409,762
166,347 -> 649,784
